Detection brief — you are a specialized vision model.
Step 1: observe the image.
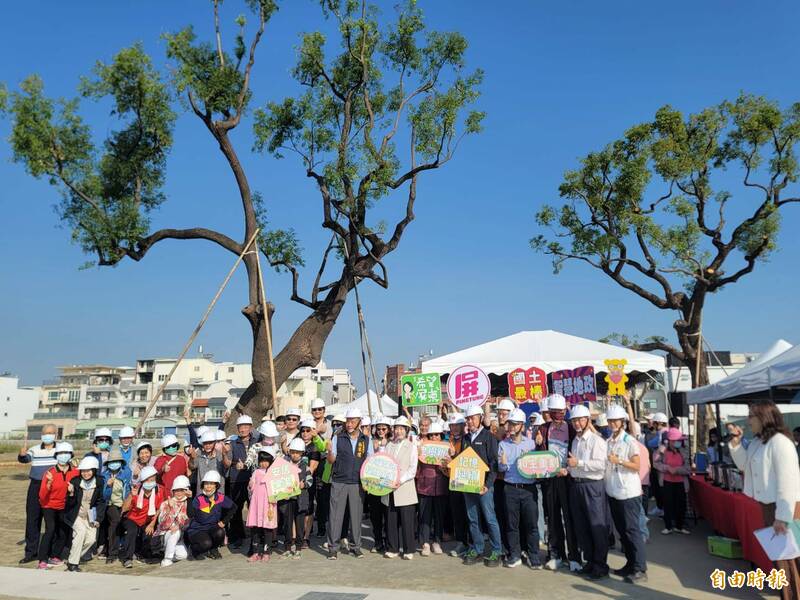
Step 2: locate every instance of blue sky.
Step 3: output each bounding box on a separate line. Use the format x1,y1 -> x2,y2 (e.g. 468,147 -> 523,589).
1,1 -> 799,387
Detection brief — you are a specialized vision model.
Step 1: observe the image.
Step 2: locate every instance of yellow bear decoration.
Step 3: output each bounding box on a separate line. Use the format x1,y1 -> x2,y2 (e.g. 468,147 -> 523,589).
604,358 -> 628,396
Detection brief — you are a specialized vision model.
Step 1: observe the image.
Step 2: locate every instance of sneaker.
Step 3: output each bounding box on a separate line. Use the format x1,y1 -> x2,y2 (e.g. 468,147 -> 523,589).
322,542 -> 331,551
402,553 -> 414,560
37,561 -> 52,570
247,553 -> 261,563
122,560 -> 133,569
449,542 -> 466,558
661,528 -> 673,535
105,557 -> 116,565
19,556 -> 36,565
431,542 -> 443,555
526,556 -> 543,570
625,571 -> 648,584
676,528 -> 691,535
463,550 -> 481,566
301,540 -> 310,550
47,557 -> 63,566
420,543 -> 431,556
208,548 -> 222,560
161,558 -> 174,567
327,550 -> 338,561
484,551 -> 502,567
589,569 -> 609,580
260,553 -> 271,562
578,564 -> 594,575
193,552 -> 206,561
66,563 -> 81,572
544,558 -> 561,571
569,560 -> 582,572
504,557 -> 522,568
384,551 -> 399,559
292,551 -> 301,560
613,565 -> 633,577
342,537 -> 349,548
351,548 -> 364,558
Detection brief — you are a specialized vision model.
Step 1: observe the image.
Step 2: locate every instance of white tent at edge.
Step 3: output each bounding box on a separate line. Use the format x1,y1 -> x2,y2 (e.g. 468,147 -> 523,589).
336,390 -> 399,417
421,330 -> 666,376
686,339 -> 796,405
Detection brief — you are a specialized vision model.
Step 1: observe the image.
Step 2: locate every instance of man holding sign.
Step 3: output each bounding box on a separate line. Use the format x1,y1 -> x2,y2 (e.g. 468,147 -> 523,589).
498,409 -> 541,569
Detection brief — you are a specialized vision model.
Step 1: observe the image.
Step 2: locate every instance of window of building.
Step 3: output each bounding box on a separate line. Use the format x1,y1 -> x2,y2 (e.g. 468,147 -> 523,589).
48,391 -> 59,402
194,366 -> 200,372
158,374 -> 167,382
228,366 -> 235,373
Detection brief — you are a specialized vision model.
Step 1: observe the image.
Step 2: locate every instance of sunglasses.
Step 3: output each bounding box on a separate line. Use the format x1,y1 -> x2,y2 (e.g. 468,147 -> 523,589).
300,427 -> 312,433
312,408 -> 324,411
286,417 -> 299,422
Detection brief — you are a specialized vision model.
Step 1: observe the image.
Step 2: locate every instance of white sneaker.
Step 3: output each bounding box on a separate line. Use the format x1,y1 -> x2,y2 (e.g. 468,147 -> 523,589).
569,560 -> 582,572
545,558 -> 561,571
661,528 -> 673,535
431,542 -> 443,555
384,552 -> 399,559
449,543 -> 466,558
676,528 -> 691,535
402,553 -> 414,560
160,559 -> 173,567
420,543 -> 430,556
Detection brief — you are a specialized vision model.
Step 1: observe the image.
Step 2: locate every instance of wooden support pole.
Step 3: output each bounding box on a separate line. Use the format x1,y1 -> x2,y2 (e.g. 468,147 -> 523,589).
254,240 -> 279,417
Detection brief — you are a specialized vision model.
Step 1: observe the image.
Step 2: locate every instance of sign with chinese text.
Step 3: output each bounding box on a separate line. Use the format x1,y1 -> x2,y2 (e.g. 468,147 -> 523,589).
359,453 -> 400,496
446,365 -> 490,411
551,367 -> 596,405
516,450 -> 562,479
401,372 -> 442,407
264,456 -> 301,502
603,359 -> 628,396
419,441 -> 451,465
508,367 -> 548,402
448,446 -> 489,494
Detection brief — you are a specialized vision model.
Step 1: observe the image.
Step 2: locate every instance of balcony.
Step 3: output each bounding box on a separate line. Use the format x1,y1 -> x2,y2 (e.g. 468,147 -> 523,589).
32,410 -> 78,420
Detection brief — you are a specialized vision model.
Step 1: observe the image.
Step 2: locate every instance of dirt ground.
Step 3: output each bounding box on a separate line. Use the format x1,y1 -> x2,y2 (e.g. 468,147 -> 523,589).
0,456 -> 770,599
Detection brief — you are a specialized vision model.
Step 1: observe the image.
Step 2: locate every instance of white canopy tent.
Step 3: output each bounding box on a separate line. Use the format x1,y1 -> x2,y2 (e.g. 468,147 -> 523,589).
334,390 -> 399,417
421,330 -> 666,376
686,339 -> 797,405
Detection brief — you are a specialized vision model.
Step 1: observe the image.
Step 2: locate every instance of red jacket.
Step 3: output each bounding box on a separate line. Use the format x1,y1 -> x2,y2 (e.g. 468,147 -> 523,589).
126,484 -> 166,526
154,454 -> 189,493
39,466 -> 79,510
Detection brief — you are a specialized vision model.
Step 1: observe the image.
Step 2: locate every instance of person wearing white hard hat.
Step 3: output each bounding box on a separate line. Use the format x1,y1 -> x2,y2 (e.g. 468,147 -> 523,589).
491,398 -> 517,560
498,408 -> 541,569
365,415 -> 392,554
37,442 -> 77,570
226,413 -> 263,548
444,412 -> 469,557
310,398 -> 330,440
276,437 -> 315,558
604,404 -> 647,583
120,464 -> 165,568
325,405 -> 372,559
645,412 -> 669,517
18,423 -> 59,565
154,475 -> 191,567
186,470 -> 237,561
416,421 -> 448,556
85,427 -> 114,472
99,447 -> 131,564
154,434 -> 189,495
536,394 -> 581,572
245,421 -> 280,469
117,426 -> 136,465
281,407 -> 303,453
495,398 -> 517,441
381,416 -> 418,560
130,441 -> 157,486
540,397 -> 551,423
244,446 -> 279,562
566,404 -> 609,580
63,456 -> 105,572
188,430 -> 231,496
297,419 -> 324,549
459,404 -> 502,567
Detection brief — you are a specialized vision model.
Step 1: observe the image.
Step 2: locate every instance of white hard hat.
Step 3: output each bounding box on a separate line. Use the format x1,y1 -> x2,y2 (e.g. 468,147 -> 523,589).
139,465 -> 158,482
652,412 -> 669,424
393,416 -> 411,428
332,413 -> 346,423
311,398 -> 326,410
546,394 -> 567,410
78,456 -> 99,471
200,431 -> 217,444
257,445 -> 277,459
345,406 -> 362,420
135,441 -> 152,453
196,425 -> 210,437
540,398 -> 549,412
236,414 -> 254,426
497,399 -> 516,412
258,421 -> 278,438
361,416 -> 372,427
288,437 -> 306,452
508,408 -> 527,423
376,415 -> 394,426
119,426 -> 136,438
427,422 -> 444,434
606,405 -> 628,421
287,408 -> 302,417
595,414 -> 608,427
569,405 -> 591,420
171,475 -> 191,491
448,413 -> 466,425
465,405 -> 483,418
300,419 -> 315,429
161,434 -> 179,448
215,430 -> 226,441
201,470 -> 222,485
531,413 -> 545,426
94,427 -> 112,439
55,442 -> 74,455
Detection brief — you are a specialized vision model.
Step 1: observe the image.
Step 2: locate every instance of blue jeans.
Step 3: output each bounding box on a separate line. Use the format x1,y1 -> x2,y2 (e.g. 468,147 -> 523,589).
464,485 -> 502,555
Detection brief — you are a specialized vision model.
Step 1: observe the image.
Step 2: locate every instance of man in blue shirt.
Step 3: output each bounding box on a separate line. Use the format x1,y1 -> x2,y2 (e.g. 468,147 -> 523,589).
499,409 -> 541,569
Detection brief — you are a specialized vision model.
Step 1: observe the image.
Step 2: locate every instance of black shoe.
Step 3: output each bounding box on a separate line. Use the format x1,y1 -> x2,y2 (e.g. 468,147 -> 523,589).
625,571 -> 648,584
315,528 -> 327,538
613,565 -> 633,577
526,556 -> 543,570
208,548 -> 222,560
67,563 -> 81,572
327,550 -> 338,560
122,560 -> 133,568
578,564 -> 594,576
350,548 -> 364,558
462,550 -> 481,566
19,556 -> 36,565
589,569 -> 609,580
105,556 -> 116,565
192,552 -> 207,561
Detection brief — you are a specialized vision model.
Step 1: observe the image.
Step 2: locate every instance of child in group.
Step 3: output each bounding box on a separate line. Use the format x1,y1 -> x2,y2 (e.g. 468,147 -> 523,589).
64,456 -> 106,572
120,465 -> 165,568
186,470 -> 236,560
279,437 -> 314,558
155,475 -> 191,567
37,442 -> 78,570
246,447 -> 279,562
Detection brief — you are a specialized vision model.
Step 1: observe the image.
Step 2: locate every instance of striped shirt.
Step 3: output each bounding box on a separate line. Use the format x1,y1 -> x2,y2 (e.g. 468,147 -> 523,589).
18,444 -> 58,480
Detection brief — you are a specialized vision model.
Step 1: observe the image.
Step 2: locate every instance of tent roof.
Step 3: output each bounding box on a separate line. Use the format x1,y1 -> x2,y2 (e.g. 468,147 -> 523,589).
687,339 -> 796,405
421,330 -> 665,376
338,390 -> 399,417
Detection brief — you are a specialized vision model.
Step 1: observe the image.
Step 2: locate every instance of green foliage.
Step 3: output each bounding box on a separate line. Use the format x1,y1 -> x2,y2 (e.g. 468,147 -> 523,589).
533,93 -> 800,298
252,191 -> 305,270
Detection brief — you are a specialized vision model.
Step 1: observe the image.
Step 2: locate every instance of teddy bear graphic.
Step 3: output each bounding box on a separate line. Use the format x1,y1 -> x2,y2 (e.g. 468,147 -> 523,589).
604,358 -> 628,396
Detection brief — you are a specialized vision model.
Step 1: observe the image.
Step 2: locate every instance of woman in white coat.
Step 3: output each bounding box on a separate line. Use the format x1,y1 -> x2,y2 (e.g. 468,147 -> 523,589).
730,400 -> 800,600
382,416 -> 418,560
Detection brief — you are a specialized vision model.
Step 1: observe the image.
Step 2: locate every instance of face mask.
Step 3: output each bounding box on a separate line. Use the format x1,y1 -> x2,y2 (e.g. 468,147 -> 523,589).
142,480 -> 156,491
119,443 -> 131,449
164,446 -> 179,456
97,441 -> 111,451
107,462 -> 122,471
203,488 -> 216,497
41,434 -> 55,445
673,441 -> 683,449
56,454 -> 71,465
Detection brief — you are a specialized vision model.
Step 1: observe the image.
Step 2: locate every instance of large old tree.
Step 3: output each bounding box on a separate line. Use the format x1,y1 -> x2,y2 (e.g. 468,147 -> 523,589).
533,95 -> 799,391
2,0 -> 483,420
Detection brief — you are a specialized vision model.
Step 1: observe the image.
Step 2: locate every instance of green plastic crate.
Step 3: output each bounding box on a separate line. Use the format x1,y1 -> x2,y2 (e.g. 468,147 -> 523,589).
707,536 -> 743,559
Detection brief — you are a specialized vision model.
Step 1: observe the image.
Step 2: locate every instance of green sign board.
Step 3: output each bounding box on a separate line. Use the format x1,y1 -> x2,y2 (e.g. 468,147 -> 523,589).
401,372 -> 442,407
